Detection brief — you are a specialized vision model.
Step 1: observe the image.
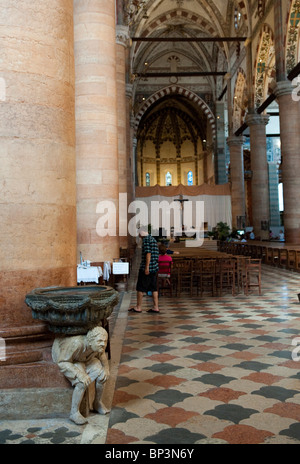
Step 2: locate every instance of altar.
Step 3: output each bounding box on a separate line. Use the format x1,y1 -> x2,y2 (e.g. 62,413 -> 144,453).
135,184 -> 232,234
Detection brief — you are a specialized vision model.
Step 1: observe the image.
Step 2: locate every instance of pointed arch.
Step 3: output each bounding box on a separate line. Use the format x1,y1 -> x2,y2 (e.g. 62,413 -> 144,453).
254,24 -> 275,109
233,68 -> 248,133
134,85 -> 216,139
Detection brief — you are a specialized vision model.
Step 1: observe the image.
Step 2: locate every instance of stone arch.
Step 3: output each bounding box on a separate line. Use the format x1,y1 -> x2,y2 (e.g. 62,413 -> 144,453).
254,24 -> 275,109
286,0 -> 300,74
233,68 -> 248,133
134,85 -> 216,139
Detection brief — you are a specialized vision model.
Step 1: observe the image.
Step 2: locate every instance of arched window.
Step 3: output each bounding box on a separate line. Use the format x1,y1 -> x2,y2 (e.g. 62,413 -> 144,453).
187,171 -> 193,186
234,7 -> 242,29
166,172 -> 172,186
145,172 -> 150,186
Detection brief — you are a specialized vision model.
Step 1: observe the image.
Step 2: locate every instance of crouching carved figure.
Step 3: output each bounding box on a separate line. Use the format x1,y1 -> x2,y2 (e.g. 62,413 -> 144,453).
52,326 -> 110,425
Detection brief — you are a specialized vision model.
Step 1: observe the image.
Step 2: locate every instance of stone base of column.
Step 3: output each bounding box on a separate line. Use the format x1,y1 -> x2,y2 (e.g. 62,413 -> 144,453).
0,323 -> 69,390
0,387 -> 72,420
285,228 -> 300,245
0,323 -> 71,419
0,266 -> 77,390
0,360 -> 69,388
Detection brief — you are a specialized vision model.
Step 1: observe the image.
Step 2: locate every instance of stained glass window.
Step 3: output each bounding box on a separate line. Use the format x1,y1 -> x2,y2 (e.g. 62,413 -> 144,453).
166,172 -> 172,186
187,171 -> 193,186
234,7 -> 242,29
146,172 -> 150,186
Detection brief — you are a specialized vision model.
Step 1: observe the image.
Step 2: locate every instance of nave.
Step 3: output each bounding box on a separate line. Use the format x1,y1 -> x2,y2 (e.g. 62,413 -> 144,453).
1,261 -> 299,445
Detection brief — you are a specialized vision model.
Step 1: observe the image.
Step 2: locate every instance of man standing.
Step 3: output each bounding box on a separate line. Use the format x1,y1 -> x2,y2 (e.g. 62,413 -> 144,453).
129,227 -> 160,313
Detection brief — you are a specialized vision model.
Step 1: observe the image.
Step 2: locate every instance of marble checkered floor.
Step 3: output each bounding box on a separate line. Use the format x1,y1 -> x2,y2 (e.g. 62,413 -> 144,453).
1,263 -> 299,445
106,265 -> 300,445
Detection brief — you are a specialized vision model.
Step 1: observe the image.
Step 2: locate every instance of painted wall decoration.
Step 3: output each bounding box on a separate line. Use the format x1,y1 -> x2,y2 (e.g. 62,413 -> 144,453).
286,0 -> 300,73
255,26 -> 275,109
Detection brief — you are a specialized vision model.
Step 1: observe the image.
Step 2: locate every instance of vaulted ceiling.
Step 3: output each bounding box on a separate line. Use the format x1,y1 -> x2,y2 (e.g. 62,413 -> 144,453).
120,0 -> 259,184
123,0 -> 252,102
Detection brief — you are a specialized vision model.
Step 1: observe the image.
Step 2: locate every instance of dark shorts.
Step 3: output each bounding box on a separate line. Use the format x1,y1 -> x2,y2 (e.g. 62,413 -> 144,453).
136,270 -> 158,293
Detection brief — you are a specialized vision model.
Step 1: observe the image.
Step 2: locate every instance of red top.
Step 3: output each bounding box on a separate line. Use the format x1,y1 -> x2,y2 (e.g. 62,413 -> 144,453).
158,255 -> 172,276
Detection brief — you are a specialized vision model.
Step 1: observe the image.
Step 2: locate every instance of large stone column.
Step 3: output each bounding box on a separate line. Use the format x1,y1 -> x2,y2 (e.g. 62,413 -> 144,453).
126,85 -> 135,205
74,0 -> 120,262
116,25 -> 129,248
0,0 -> 76,389
245,114 -> 270,239
126,86 -> 137,252
227,136 -> 246,229
275,81 -> 300,243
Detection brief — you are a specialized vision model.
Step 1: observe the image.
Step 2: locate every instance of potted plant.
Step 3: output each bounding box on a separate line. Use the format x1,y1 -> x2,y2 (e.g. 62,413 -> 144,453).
208,222 -> 231,241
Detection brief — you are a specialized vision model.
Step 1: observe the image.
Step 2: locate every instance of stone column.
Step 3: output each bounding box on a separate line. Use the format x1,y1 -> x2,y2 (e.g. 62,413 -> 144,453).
274,81 -> 300,243
0,0 -> 76,389
177,159 -> 181,185
156,159 -> 161,186
227,136 -> 246,229
133,137 -> 138,187
245,114 -> 270,239
126,93 -> 137,253
268,162 -> 281,229
116,0 -> 125,25
126,85 -> 135,204
215,101 -> 227,184
74,0 -> 120,262
116,25 -> 130,248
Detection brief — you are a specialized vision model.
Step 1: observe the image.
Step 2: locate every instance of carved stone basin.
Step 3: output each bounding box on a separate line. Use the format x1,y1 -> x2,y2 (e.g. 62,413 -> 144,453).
25,285 -> 119,335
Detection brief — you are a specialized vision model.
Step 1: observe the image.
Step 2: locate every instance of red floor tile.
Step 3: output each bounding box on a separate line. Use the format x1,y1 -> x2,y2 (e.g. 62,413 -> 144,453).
145,407 -> 199,427
213,424 -> 274,444
199,387 -> 247,403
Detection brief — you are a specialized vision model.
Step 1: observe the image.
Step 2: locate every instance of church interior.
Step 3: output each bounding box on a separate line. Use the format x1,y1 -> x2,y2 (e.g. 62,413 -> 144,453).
0,0 -> 300,445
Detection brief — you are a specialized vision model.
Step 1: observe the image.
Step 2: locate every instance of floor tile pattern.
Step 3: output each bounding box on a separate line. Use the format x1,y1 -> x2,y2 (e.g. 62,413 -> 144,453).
106,265 -> 300,444
0,420 -> 82,444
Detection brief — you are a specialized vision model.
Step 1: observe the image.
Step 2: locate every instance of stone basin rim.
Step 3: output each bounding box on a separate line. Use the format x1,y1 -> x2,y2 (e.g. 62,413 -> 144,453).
26,284 -> 113,296
25,285 -> 120,335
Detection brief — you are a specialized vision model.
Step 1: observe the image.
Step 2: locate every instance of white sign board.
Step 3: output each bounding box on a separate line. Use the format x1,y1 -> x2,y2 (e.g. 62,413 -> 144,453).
113,262 -> 129,275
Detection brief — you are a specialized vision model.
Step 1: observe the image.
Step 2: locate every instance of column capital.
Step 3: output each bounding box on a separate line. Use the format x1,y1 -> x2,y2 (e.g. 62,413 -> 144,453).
227,135 -> 245,147
116,25 -> 130,47
245,113 -> 269,126
274,80 -> 294,98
